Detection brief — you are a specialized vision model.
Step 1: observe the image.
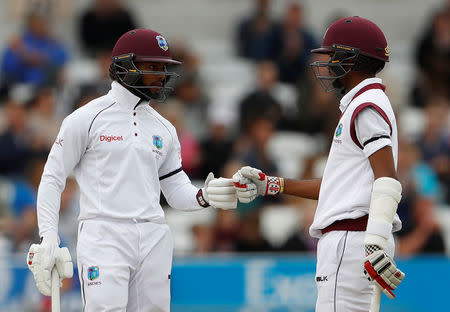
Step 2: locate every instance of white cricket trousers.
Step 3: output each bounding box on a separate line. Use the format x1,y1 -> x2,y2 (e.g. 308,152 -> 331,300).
76,218 -> 173,312
315,231 -> 395,312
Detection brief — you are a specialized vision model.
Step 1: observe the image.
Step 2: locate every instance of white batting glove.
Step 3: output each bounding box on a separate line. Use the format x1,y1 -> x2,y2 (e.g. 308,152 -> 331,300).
27,232 -> 73,296
232,171 -> 257,203
55,247 -> 74,279
364,246 -> 405,299
200,172 -> 237,210
232,166 -> 284,203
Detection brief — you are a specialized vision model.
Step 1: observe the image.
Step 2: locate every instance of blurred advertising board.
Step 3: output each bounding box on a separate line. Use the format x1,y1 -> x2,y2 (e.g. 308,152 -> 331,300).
0,254 -> 447,311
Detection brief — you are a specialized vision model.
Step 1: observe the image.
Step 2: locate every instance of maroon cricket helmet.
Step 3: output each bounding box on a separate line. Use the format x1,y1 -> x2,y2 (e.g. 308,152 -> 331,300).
112,28 -> 181,64
110,29 -> 181,102
312,16 -> 389,62
309,17 -> 389,93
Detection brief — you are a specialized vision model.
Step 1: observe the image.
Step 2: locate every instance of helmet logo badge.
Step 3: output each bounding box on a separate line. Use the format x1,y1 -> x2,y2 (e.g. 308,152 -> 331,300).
156,35 -> 169,51
384,45 -> 390,57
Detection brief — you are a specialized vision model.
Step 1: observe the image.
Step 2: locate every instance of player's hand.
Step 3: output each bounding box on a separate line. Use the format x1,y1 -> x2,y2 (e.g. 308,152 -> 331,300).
363,245 -> 405,299
202,172 -> 237,210
27,232 -> 73,296
232,166 -> 283,203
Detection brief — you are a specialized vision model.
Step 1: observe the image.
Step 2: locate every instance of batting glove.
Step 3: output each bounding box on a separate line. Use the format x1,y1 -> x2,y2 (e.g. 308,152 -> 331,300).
27,232 -> 73,296
199,172 -> 237,210
232,166 -> 284,203
364,245 -> 405,299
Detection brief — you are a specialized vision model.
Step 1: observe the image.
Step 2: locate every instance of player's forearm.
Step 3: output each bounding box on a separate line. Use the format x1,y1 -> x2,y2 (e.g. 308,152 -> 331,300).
160,171 -> 205,211
37,178 -> 63,236
283,178 -> 321,200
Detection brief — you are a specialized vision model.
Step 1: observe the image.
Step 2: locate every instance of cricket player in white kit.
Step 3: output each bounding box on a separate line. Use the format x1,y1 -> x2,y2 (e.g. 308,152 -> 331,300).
26,28 -> 237,311
233,17 -> 405,311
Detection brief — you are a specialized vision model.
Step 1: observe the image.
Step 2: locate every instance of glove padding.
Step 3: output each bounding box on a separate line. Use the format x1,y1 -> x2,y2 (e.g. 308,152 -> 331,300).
232,166 -> 283,203
364,246 -> 405,299
202,172 -> 237,210
27,243 -> 73,296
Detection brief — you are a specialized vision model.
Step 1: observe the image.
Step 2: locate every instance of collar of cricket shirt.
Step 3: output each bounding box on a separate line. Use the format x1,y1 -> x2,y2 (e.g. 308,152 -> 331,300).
339,77 -> 383,113
110,81 -> 144,111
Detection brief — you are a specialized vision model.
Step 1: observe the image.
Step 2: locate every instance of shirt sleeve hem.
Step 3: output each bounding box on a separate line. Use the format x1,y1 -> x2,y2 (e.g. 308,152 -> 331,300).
363,138 -> 392,158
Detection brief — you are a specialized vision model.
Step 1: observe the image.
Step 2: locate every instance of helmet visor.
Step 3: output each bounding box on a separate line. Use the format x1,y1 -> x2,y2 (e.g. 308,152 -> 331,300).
309,45 -> 359,93
112,53 -> 180,101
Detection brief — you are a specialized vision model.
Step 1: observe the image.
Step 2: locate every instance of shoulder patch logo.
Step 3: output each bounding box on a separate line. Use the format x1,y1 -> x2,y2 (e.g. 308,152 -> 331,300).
88,266 -> 99,281
156,35 -> 168,51
335,123 -> 343,137
153,135 -> 163,149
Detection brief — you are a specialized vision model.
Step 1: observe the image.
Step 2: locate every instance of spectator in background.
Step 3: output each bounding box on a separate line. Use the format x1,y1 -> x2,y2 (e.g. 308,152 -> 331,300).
154,99 -> 203,179
0,154 -> 45,252
0,176 -> 37,252
273,2 -> 317,85
277,154 -> 326,253
165,42 -> 209,140
416,96 -> 449,204
233,116 -> 278,176
200,117 -> 234,178
63,48 -> 113,114
0,11 -> 68,90
191,223 -> 215,254
169,40 -> 202,80
278,201 -> 317,252
0,97 -> 46,177
173,74 -> 210,140
411,2 -> 450,108
7,0 -> 72,23
28,87 -> 63,150
230,116 -> 280,215
296,53 -> 340,138
238,62 -> 282,132
235,209 -> 275,252
79,0 -> 137,56
213,209 -> 241,252
395,139 -> 445,255
244,61 -> 298,130
235,0 -> 277,61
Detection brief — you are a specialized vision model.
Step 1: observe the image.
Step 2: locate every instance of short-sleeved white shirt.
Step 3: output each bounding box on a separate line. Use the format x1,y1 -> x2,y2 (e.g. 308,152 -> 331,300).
309,78 -> 401,238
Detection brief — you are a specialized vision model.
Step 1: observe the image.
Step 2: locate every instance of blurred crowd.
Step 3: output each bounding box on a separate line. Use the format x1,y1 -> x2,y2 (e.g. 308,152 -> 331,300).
0,0 -> 448,269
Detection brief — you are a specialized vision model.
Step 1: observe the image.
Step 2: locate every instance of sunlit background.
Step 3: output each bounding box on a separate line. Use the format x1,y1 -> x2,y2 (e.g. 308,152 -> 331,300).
0,0 -> 448,311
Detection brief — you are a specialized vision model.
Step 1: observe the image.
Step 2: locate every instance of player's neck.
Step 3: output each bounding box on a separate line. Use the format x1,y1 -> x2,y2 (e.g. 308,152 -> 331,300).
343,72 -> 375,93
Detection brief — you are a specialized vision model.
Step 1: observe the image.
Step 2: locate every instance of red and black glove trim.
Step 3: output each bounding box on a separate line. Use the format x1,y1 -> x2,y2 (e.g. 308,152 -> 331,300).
364,260 -> 395,298
196,189 -> 209,208
265,175 -> 283,196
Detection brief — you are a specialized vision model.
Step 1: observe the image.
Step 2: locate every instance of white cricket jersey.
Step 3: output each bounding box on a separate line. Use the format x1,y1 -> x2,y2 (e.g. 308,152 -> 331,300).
309,78 -> 401,238
37,81 -> 203,236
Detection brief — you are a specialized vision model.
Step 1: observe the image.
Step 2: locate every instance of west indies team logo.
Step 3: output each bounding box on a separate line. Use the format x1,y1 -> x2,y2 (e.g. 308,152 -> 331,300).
87,266 -> 99,281
335,123 -> 343,137
156,35 -> 168,51
153,135 -> 163,149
